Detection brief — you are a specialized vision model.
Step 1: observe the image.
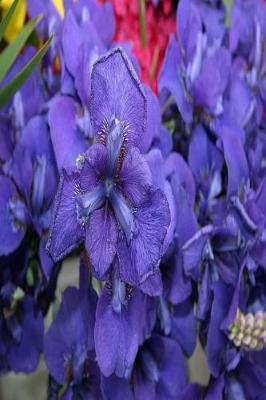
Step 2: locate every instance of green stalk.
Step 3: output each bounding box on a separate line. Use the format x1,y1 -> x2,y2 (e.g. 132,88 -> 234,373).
149,45 -> 160,81
138,0 -> 147,48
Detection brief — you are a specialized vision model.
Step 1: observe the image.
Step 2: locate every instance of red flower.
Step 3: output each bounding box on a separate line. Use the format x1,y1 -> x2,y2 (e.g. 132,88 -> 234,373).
100,0 -> 175,93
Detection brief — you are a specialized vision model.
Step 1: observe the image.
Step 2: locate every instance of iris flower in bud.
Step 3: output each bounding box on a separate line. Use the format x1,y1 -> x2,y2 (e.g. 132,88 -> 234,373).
47,48 -> 170,287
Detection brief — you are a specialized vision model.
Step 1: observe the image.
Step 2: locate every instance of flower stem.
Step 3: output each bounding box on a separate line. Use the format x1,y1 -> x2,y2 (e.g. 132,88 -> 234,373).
138,0 -> 147,48
149,45 -> 160,81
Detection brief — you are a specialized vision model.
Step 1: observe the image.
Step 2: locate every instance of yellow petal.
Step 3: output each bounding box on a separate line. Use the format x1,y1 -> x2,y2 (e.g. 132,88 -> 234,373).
1,0 -> 26,43
52,0 -> 65,19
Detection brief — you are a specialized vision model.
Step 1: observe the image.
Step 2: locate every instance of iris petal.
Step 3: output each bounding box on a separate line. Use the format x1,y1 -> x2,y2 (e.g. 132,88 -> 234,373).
32,155 -> 46,216
110,189 -> 135,241
106,119 -> 125,177
77,183 -> 105,220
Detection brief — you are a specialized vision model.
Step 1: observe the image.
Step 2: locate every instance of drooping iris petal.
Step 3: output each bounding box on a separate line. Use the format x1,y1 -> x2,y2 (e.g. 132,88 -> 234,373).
46,168 -> 83,262
120,147 -> 152,206
0,176 -> 24,256
118,189 -> 170,286
94,285 -> 141,377
86,207 -> 118,279
48,96 -> 86,170
44,285 -> 97,384
90,48 -> 147,147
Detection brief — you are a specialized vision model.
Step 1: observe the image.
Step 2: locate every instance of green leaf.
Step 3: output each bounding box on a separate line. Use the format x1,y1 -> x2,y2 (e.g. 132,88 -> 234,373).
13,286 -> 25,301
0,35 -> 52,108
0,14 -> 42,84
0,0 -> 19,43
223,0 -> 233,28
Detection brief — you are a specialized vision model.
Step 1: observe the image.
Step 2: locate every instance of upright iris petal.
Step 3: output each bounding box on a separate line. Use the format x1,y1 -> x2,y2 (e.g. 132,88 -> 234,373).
105,118 -> 126,177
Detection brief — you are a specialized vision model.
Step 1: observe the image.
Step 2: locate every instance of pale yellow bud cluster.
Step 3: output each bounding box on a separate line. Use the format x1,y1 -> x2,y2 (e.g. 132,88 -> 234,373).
228,309 -> 266,351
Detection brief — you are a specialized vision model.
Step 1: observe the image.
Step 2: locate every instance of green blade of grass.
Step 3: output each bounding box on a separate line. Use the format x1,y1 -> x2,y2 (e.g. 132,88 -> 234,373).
0,14 -> 42,83
0,0 -> 19,43
0,35 -> 52,108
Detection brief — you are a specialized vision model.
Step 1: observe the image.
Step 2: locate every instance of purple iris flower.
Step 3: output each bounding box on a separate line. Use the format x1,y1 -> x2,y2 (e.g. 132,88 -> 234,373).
44,256 -> 98,396
159,0 -> 231,123
132,333 -> 188,400
0,116 -> 58,277
0,242 -> 43,374
47,48 -> 170,287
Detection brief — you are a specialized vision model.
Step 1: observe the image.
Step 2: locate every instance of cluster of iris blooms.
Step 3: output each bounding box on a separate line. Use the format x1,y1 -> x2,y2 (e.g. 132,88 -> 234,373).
0,0 -> 266,399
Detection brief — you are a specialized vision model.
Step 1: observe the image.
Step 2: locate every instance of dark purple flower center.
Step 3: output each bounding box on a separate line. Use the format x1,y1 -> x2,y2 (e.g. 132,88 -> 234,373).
106,266 -> 133,313
77,117 -> 135,240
